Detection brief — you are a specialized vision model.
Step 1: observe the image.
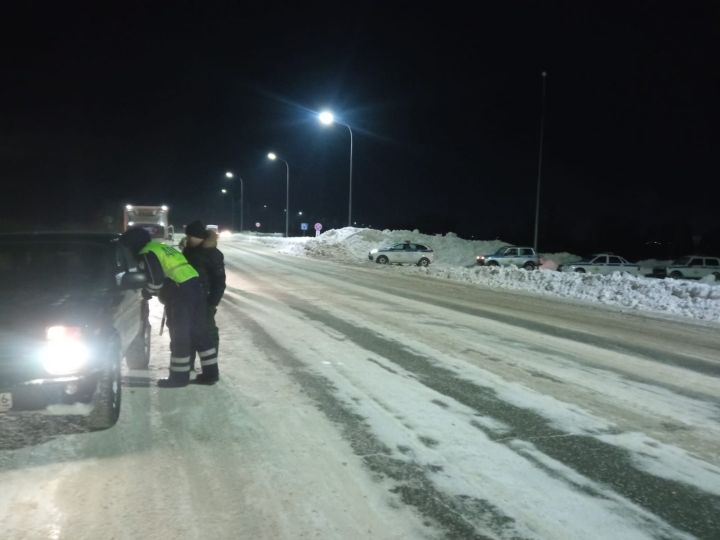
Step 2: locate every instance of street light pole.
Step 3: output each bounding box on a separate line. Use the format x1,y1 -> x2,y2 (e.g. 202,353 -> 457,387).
346,123 -> 353,227
220,188 -> 233,229
533,71 -> 548,256
239,175 -> 244,232
230,189 -> 235,231
319,111 -> 354,227
267,153 -> 290,237
284,161 -> 289,237
226,171 -> 245,232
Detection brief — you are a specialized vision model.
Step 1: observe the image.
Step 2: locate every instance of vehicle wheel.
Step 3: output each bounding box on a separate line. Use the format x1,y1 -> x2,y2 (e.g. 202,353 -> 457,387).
417,257 -> 430,267
575,268 -> 586,273
87,352 -> 122,430
522,261 -> 536,271
669,271 -> 683,279
126,320 -> 151,369
376,255 -> 389,264
486,261 -> 499,267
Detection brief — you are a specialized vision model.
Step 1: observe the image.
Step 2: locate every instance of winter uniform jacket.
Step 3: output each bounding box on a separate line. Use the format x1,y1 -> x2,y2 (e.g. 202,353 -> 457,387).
137,240 -> 198,298
182,230 -> 226,307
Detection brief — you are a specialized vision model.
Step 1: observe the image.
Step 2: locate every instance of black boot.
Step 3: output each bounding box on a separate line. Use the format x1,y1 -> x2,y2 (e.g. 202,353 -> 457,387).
193,373 -> 219,385
157,373 -> 189,388
194,362 -> 219,385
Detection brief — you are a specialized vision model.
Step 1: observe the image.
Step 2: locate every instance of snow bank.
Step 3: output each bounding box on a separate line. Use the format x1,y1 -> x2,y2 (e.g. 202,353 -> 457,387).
239,228 -> 720,322
421,264 -> 720,321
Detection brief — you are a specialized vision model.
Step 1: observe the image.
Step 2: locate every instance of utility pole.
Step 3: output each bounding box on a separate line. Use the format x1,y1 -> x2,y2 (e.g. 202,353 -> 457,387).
533,71 -> 548,255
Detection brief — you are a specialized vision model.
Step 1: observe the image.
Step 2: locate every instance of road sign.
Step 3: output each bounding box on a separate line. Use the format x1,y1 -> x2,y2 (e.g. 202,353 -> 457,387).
300,222 -> 308,231
314,223 -> 323,232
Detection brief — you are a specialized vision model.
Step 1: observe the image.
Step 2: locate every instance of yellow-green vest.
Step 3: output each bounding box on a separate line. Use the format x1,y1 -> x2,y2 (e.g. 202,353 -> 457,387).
139,241 -> 198,284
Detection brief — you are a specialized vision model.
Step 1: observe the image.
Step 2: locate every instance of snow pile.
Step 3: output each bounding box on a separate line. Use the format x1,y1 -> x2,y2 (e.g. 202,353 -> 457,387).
238,228 -> 720,322
418,264 -> 720,320
245,234 -> 310,257
292,227 -> 581,267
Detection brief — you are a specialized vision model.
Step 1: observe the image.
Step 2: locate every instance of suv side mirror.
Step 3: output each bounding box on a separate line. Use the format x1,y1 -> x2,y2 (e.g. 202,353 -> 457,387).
120,271 -> 147,290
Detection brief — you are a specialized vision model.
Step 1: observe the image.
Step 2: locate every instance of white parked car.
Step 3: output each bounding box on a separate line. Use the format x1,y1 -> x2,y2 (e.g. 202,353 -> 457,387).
369,242 -> 434,266
560,254 -> 641,275
665,256 -> 720,280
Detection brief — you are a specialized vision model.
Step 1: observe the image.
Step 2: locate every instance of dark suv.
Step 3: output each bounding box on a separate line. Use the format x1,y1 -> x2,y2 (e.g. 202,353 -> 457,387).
0,233 -> 151,429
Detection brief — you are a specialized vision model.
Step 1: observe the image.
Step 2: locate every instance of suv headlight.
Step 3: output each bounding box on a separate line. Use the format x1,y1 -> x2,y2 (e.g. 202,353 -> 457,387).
40,326 -> 91,375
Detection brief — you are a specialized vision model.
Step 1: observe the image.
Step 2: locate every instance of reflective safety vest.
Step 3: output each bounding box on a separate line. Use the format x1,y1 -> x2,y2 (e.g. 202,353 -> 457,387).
139,241 -> 199,284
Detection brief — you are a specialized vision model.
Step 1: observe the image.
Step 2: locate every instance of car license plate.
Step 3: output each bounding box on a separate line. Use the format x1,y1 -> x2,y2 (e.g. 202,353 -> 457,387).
0,392 -> 12,412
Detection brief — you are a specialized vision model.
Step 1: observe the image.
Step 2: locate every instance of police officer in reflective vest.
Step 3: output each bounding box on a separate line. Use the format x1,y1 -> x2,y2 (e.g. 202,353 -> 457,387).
119,227 -> 219,387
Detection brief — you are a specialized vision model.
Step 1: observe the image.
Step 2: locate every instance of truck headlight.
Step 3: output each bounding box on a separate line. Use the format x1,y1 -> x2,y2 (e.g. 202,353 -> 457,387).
40,326 -> 91,375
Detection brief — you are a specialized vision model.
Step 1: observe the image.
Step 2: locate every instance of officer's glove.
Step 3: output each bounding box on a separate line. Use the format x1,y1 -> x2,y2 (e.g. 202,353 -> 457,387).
141,289 -> 153,301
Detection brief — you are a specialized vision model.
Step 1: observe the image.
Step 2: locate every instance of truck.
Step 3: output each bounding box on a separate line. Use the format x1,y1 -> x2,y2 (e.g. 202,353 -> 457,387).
123,205 -> 174,241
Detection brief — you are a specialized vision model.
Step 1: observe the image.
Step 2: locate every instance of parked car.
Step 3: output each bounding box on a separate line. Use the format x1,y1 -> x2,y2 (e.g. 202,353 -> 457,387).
369,241 -> 434,266
476,246 -> 538,270
559,253 -> 641,275
665,256 -> 720,280
0,233 -> 151,430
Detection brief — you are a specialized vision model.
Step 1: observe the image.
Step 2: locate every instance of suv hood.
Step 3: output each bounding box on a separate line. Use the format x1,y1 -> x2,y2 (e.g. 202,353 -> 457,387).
0,287 -> 110,336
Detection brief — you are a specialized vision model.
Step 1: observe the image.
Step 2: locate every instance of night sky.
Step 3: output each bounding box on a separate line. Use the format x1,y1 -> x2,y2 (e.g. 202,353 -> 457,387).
3,2 -> 719,258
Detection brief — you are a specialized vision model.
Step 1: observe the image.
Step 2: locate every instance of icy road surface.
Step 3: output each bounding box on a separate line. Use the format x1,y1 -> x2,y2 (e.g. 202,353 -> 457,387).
1,238 -> 720,539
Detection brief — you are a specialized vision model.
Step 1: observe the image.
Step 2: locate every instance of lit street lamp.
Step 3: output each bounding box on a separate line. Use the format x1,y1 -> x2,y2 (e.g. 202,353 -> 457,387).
267,152 -> 290,237
225,171 -> 244,232
319,110 -> 354,227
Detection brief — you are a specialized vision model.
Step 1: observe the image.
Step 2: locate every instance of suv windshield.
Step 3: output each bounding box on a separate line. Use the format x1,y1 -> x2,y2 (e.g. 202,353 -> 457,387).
673,256 -> 691,265
0,242 -> 113,291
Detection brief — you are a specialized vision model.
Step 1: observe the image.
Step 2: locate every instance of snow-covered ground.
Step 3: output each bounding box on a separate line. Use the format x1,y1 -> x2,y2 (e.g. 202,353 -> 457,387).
2,234 -> 719,539
238,228 -> 720,323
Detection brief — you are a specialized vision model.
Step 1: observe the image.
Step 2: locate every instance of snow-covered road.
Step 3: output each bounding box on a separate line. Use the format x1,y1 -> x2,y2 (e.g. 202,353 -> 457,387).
2,237 -> 719,539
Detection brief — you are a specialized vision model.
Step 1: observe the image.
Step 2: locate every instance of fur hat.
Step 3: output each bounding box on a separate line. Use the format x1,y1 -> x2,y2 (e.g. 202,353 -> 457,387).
185,220 -> 208,239
119,227 -> 151,254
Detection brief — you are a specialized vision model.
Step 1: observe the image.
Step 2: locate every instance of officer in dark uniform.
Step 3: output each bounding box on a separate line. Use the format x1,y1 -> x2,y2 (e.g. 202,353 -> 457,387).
182,220 -> 226,370
119,227 -> 219,387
